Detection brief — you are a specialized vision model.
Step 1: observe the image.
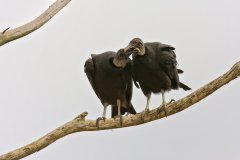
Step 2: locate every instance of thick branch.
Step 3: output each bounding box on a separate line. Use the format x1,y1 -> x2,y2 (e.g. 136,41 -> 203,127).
0,61 -> 239,160
0,0 -> 71,47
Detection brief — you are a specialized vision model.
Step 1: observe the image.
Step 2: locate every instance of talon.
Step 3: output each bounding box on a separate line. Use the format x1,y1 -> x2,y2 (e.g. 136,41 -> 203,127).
96,117 -> 106,128
114,115 -> 123,127
140,108 -> 150,123
157,104 -> 168,118
140,113 -> 144,123
168,99 -> 175,104
120,116 -> 123,127
143,108 -> 150,114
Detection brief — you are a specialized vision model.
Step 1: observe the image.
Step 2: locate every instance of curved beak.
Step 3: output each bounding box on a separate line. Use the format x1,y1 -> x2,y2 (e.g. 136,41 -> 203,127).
124,44 -> 134,53
125,49 -> 133,57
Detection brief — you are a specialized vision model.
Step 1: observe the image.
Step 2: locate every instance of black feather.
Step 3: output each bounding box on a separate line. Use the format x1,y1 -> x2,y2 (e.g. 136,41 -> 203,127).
132,42 -> 191,96
84,51 -> 136,118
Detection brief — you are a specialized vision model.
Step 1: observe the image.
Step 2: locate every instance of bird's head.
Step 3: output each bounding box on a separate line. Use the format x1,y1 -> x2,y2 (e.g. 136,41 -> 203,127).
124,38 -> 145,56
113,48 -> 132,68
116,48 -> 132,59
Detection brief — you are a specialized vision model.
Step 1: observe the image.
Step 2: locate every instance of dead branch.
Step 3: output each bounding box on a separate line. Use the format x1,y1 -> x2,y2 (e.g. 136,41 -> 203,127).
0,0 -> 71,47
0,61 -> 239,160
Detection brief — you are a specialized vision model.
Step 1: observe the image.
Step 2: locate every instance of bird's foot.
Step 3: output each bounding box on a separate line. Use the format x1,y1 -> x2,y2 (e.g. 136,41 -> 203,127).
114,115 -> 123,127
157,99 -> 173,117
96,117 -> 106,128
141,108 -> 150,122
168,99 -> 175,104
157,103 -> 167,118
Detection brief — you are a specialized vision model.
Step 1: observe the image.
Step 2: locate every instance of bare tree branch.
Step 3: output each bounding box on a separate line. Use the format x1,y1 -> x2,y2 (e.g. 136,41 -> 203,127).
0,0 -> 71,47
0,61 -> 239,160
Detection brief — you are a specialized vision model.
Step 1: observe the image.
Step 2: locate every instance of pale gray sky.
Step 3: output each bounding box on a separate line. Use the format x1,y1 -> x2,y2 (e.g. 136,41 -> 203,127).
0,0 -> 240,160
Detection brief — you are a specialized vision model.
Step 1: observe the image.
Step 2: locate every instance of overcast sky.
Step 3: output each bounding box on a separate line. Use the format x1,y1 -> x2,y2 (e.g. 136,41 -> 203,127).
0,0 -> 240,160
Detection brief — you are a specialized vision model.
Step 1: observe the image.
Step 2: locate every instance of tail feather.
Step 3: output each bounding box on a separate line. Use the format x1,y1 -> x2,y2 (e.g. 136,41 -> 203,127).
179,82 -> 191,90
177,68 -> 184,74
171,68 -> 180,90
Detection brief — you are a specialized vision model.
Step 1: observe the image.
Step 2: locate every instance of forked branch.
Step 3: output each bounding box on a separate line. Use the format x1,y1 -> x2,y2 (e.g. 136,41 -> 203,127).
0,0 -> 71,47
0,61 -> 239,160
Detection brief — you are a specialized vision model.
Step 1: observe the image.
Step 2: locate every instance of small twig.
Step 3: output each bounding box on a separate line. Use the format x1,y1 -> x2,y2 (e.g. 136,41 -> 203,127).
74,112 -> 88,120
1,27 -> 10,34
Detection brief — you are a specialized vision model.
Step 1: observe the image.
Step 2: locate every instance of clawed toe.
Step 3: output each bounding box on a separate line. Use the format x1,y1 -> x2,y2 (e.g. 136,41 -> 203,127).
114,115 -> 123,127
141,108 -> 150,122
96,117 -> 106,128
144,108 -> 150,114
168,99 -> 175,104
157,104 -> 168,118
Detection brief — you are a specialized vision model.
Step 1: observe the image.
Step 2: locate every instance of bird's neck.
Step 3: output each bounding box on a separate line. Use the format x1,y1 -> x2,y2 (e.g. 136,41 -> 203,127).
112,57 -> 127,68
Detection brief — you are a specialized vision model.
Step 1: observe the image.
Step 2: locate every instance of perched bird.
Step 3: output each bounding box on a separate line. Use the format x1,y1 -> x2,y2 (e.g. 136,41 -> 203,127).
128,38 -> 191,116
84,45 -> 143,127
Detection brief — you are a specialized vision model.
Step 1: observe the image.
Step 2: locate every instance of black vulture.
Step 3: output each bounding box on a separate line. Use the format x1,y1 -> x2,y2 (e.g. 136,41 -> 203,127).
127,38 -> 191,116
84,45 -> 143,127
